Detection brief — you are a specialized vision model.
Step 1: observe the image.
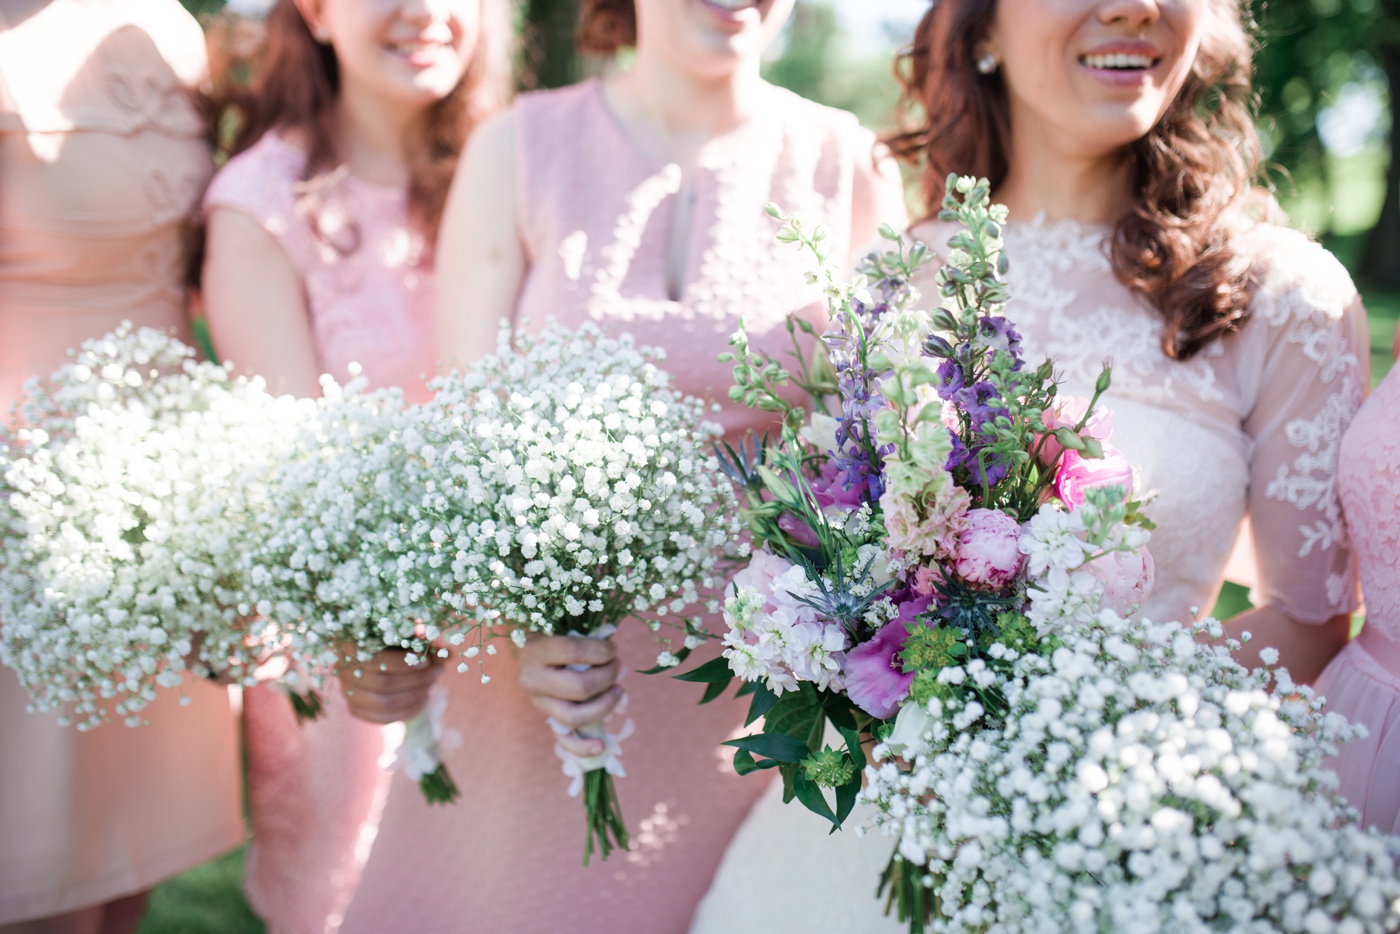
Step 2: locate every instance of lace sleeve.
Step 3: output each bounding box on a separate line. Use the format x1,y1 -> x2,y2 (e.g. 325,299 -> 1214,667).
1242,228 -> 1369,623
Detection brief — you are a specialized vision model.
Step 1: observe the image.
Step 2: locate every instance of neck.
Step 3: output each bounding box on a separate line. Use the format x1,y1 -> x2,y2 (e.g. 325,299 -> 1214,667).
612,50 -> 766,147
333,85 -> 424,187
994,125 -> 1133,226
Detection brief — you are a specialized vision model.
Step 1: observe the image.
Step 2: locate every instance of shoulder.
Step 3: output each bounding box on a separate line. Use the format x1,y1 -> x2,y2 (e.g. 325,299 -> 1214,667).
204,132 -> 306,220
1236,220 -> 1362,329
765,84 -> 875,158
512,79 -> 599,135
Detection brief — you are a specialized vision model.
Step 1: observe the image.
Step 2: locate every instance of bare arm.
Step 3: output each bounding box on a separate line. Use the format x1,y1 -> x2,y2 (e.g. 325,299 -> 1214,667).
1227,606 -> 1352,686
848,142 -> 909,263
434,110 -> 525,371
201,207 -> 322,397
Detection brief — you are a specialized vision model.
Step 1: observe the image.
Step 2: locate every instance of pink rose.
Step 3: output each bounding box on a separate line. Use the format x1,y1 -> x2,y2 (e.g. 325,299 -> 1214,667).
1085,547 -> 1155,616
952,507 -> 1024,590
1038,397 -> 1113,466
1053,445 -> 1134,508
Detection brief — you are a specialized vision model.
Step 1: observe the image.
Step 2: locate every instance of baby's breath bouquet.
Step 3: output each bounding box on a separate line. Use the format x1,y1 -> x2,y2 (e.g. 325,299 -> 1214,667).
678,177 -> 1400,931
241,372 -> 463,803
0,325 -> 310,728
422,320 -> 742,864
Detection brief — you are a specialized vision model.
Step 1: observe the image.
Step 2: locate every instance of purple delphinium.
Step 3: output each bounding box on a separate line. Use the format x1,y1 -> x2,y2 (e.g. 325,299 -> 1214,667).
976,315 -> 1024,369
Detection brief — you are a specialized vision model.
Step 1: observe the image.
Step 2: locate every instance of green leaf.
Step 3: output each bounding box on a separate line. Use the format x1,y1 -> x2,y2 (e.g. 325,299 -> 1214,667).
698,677 -> 731,705
835,773 -> 860,826
732,748 -> 781,776
792,773 -> 838,826
838,724 -> 866,771
723,731 -> 812,763
673,656 -> 733,683
744,683 -> 780,726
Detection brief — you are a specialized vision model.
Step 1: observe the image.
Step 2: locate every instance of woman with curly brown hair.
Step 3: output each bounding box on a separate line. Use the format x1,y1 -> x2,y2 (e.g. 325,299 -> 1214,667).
689,0 -> 1370,929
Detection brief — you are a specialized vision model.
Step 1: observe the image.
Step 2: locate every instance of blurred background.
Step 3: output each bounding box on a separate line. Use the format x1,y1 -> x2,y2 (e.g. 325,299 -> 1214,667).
141,2 -> 1400,930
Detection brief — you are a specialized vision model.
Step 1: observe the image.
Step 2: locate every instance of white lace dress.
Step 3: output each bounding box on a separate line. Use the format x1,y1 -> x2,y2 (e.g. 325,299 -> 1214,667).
687,217 -> 1368,933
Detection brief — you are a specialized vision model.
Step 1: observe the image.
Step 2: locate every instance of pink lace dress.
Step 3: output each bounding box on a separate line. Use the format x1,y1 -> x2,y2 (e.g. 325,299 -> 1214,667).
1315,363 -> 1400,834
690,215 -> 1369,933
0,0 -> 243,922
202,131 -> 436,934
334,78 -> 881,934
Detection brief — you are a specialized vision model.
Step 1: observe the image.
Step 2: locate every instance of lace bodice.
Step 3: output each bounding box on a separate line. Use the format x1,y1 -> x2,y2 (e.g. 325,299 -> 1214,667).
911,217 -> 1369,624
512,78 -> 874,441
1339,364 -> 1400,637
202,133 -> 435,401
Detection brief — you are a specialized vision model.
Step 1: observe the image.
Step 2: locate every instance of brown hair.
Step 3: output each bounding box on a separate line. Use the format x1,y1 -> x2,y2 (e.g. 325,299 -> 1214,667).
213,0 -> 510,244
887,0 -> 1261,361
576,0 -> 636,55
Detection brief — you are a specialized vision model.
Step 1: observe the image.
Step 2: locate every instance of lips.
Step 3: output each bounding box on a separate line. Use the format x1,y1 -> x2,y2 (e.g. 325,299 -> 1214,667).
702,0 -> 759,11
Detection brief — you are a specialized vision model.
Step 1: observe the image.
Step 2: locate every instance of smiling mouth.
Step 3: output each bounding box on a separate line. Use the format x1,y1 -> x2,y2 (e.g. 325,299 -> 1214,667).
1080,53 -> 1159,71
703,0 -> 760,10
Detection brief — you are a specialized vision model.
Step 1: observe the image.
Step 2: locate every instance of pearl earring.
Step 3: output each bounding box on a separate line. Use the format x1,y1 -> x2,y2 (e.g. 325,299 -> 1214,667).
977,52 -> 999,75
313,25 -> 330,42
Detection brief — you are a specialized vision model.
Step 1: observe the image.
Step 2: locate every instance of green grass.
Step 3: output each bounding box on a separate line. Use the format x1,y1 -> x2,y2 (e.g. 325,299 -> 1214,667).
138,848 -> 263,934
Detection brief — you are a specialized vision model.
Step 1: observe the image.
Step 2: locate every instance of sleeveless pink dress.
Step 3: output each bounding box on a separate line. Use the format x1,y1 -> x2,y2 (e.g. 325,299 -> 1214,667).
1316,363 -> 1400,834
203,131 -> 437,934
332,78 -> 880,934
0,0 -> 244,922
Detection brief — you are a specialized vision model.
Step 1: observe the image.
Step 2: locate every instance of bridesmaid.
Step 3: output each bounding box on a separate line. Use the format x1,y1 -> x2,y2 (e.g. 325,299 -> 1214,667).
198,1 -> 507,931
337,0 -> 904,932
1315,320 -> 1400,834
690,0 -> 1371,929
0,1 -> 243,931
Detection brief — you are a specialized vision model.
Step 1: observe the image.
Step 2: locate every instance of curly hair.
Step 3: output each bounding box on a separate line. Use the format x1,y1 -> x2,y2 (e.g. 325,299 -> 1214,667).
576,0 -> 637,55
209,0 -> 511,244
886,0 -> 1262,361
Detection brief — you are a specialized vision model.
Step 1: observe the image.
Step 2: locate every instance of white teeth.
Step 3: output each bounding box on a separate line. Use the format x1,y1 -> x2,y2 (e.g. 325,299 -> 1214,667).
1082,53 -> 1154,70
706,0 -> 756,10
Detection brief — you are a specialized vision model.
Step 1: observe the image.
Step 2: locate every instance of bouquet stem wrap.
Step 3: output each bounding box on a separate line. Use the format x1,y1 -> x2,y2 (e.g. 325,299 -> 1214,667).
549,626 -> 633,865
390,684 -> 460,805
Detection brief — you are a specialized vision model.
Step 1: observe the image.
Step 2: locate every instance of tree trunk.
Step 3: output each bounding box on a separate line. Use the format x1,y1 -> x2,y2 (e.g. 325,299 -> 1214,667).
519,0 -> 584,91
1360,43 -> 1400,289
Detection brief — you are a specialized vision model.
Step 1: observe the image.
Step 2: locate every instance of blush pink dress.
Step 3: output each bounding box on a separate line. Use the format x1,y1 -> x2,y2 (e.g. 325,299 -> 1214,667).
1315,363 -> 1400,834
202,130 -> 437,934
0,0 -> 244,922
331,78 -> 881,934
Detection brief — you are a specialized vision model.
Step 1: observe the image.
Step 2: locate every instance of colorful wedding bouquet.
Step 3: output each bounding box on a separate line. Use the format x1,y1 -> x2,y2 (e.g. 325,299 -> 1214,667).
682,177 -> 1400,931
420,321 -> 741,863
0,325 -> 310,728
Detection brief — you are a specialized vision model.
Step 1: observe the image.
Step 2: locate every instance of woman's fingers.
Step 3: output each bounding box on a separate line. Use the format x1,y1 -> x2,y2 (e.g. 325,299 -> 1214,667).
519,633 -> 617,668
531,684 -> 626,732
518,655 -> 620,701
339,650 -> 441,724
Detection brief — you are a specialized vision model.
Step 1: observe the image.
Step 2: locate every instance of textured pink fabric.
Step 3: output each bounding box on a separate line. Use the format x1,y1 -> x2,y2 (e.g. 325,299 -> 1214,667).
203,132 -> 436,403
336,79 -> 878,934
1316,363 -> 1400,834
203,132 -> 440,932
0,0 -> 244,922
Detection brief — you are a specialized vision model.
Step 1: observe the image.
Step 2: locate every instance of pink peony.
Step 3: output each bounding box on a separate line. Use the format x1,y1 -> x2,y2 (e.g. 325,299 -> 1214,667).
1053,445 -> 1134,508
1038,397 -> 1113,466
843,594 -> 934,718
910,563 -> 944,597
1085,547 -> 1155,616
952,507 -> 1024,590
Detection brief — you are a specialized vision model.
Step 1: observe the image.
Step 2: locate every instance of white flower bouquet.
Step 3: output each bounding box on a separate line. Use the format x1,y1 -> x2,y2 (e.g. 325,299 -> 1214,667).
676,177 -> 1400,930
420,320 -> 742,863
242,372 -> 462,803
0,325 -> 310,728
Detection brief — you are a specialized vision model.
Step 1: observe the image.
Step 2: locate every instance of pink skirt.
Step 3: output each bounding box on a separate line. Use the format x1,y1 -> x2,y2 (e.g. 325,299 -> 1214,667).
1316,623 -> 1400,835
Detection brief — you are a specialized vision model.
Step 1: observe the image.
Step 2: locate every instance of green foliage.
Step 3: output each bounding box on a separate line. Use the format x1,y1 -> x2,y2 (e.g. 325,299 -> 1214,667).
137,848 -> 264,934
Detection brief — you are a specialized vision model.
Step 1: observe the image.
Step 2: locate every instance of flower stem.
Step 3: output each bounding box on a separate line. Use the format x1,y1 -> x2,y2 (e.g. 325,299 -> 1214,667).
581,769 -> 628,867
878,852 -> 935,934
288,688 -> 324,724
418,764 -> 460,805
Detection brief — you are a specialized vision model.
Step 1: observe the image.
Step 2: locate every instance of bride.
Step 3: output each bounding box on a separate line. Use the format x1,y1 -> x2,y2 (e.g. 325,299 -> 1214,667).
689,0 -> 1369,929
